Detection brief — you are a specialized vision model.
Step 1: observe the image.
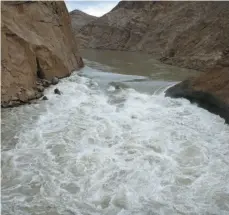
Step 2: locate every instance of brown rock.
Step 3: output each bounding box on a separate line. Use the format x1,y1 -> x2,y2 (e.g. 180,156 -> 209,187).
1,1 -> 84,107
26,90 -> 36,100
165,48 -> 229,124
74,1 -> 229,71
70,9 -> 97,31
77,56 -> 84,68
70,10 -> 97,49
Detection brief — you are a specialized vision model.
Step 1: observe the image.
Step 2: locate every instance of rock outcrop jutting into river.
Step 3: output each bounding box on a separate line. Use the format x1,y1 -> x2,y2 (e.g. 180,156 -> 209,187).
1,1 -> 84,107
165,47 -> 229,124
72,1 -> 229,71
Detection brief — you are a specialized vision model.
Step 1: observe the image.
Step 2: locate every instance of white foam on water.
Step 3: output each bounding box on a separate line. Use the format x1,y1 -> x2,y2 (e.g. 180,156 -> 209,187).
2,72 -> 229,215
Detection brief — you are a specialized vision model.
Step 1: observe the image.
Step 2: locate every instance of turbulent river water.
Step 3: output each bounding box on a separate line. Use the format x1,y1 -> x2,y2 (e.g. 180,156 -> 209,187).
2,50 -> 229,215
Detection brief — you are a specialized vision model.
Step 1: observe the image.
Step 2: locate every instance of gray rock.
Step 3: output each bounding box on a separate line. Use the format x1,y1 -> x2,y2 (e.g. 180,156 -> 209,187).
110,82 -> 129,90
1,103 -> 7,108
37,85 -> 44,92
35,92 -> 44,99
42,96 -> 48,100
42,79 -> 51,88
54,88 -> 61,95
51,77 -> 59,85
165,79 -> 229,124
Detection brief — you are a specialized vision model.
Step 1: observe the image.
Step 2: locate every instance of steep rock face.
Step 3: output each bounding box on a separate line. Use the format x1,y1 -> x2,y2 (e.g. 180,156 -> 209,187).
165,47 -> 229,124
1,1 -> 83,107
78,1 -> 229,71
70,9 -> 97,49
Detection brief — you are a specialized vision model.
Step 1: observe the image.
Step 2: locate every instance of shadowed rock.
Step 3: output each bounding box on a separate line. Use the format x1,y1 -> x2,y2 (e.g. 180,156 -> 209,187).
165,49 -> 229,124
41,79 -> 51,88
42,96 -> 48,100
37,85 -> 44,92
54,88 -> 61,95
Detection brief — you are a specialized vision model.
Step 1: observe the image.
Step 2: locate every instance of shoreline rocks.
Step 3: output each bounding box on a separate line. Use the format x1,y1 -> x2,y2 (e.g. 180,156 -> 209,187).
42,96 -> 48,100
51,77 -> 59,85
37,85 -> 44,93
54,88 -> 61,95
165,73 -> 229,124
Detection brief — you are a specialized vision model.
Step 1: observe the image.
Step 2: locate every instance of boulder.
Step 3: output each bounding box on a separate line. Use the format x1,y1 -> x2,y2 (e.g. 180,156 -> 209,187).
51,77 -> 59,85
41,79 -> 51,88
42,96 -> 48,100
37,85 -> 44,92
54,88 -> 61,95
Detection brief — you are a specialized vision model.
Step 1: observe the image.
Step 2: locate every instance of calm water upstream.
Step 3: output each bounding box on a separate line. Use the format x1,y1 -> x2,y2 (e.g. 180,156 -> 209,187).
2,50 -> 229,215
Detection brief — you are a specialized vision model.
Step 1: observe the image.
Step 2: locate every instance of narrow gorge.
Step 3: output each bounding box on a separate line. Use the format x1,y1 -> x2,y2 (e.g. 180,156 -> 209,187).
1,1 -> 229,215
70,0 -> 229,124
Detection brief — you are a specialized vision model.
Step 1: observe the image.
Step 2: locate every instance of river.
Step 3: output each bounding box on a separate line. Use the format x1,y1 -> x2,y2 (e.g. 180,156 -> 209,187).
2,50 -> 229,215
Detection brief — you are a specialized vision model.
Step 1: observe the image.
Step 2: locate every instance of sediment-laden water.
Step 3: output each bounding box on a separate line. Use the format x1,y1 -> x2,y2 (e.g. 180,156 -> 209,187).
2,51 -> 229,215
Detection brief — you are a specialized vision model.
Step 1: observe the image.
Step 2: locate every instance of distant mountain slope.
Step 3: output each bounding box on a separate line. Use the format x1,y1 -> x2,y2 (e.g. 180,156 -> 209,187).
76,1 -> 229,71
70,9 -> 97,32
70,9 -> 97,48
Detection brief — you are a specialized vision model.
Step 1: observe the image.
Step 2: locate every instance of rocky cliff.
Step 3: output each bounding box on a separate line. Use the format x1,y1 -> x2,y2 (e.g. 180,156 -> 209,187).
1,1 -> 84,107
70,9 -> 97,49
165,47 -> 229,124
76,1 -> 229,71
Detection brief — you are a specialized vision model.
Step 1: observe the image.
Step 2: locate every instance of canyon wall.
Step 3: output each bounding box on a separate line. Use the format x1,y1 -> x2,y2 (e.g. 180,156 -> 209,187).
73,1 -> 229,71
1,1 -> 84,107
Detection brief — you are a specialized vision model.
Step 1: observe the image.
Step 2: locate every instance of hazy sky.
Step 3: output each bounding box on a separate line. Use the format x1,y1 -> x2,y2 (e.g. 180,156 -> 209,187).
65,1 -> 119,17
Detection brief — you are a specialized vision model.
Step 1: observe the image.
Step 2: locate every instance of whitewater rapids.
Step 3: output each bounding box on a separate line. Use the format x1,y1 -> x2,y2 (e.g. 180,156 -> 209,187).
2,66 -> 229,215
